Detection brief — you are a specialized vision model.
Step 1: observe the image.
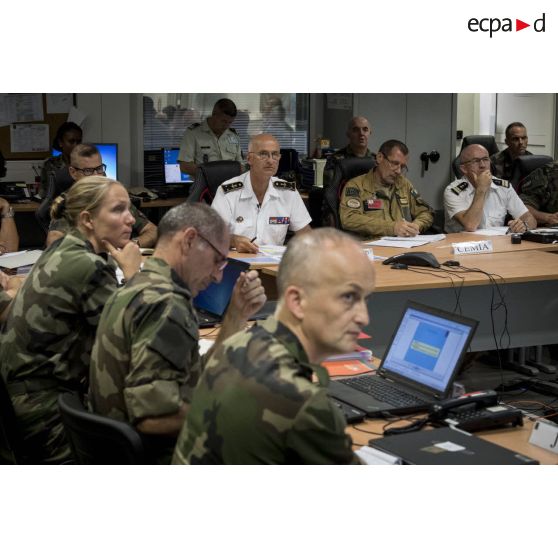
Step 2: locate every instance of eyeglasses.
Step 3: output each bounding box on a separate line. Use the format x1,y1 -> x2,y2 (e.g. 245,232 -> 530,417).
249,151 -> 282,161
380,154 -> 408,174
71,163 -> 107,176
197,231 -> 228,271
461,157 -> 490,166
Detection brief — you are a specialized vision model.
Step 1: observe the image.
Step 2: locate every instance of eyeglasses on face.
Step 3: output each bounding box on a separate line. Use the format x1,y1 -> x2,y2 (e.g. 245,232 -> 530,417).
249,151 -> 282,161
380,153 -> 408,174
72,163 -> 107,176
461,157 -> 490,166
196,231 -> 228,271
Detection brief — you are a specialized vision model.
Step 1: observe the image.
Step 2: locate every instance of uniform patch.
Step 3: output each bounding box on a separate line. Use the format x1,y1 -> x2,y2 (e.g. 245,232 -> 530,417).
273,180 -> 296,191
222,182 -> 243,194
200,145 -> 211,150
344,187 -> 359,197
364,199 -> 383,211
269,217 -> 290,225
346,198 -> 361,209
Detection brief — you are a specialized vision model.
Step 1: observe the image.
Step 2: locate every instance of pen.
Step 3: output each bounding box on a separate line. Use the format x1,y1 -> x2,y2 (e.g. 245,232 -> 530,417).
250,237 -> 257,243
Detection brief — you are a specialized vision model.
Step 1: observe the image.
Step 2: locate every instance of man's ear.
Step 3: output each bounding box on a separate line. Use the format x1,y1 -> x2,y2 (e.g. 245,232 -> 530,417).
78,210 -> 94,231
69,167 -> 78,182
179,227 -> 197,255
283,285 -> 306,321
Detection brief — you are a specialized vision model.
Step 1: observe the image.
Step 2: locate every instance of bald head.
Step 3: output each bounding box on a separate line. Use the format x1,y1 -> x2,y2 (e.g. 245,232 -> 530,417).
346,116 -> 371,155
459,144 -> 491,180
248,133 -> 279,153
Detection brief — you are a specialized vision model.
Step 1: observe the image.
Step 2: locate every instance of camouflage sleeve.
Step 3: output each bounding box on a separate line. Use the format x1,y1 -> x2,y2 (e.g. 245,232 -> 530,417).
519,167 -> 549,210
48,216 -> 70,233
339,179 -> 396,238
130,205 -> 149,235
80,261 -> 119,327
409,187 -> 434,231
0,288 -> 11,315
287,389 -> 360,464
123,300 -> 201,424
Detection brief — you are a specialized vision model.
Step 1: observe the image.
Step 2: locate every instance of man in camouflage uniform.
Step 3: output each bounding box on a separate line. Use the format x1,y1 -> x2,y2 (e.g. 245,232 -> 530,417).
173,228 -> 374,465
178,98 -> 244,177
519,161 -> 558,226
89,203 -> 266,464
339,139 -> 433,240
323,116 -> 375,188
46,143 -> 158,248
490,122 -> 532,181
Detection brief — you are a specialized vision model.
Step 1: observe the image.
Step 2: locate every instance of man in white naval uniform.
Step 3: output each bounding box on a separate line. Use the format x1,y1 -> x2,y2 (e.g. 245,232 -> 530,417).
444,144 -> 536,234
212,134 -> 312,253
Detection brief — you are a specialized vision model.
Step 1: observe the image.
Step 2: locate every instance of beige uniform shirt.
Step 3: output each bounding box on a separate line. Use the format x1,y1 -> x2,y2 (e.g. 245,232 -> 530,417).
339,170 -> 433,240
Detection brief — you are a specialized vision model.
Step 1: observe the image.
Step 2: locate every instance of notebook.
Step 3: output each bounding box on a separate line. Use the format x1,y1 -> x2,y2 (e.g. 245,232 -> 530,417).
328,301 -> 478,417
370,427 -> 538,465
194,258 -> 276,327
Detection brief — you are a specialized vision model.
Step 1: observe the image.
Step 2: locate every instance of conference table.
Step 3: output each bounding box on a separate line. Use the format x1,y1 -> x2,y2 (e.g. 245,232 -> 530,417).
235,232 -> 558,355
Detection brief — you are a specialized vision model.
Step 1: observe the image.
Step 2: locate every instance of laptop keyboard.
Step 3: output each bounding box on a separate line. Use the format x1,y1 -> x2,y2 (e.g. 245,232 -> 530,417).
339,375 -> 428,407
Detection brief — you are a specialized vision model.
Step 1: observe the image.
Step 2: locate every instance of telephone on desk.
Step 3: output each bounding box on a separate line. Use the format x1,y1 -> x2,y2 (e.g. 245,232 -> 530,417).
429,390 -> 523,432
0,182 -> 31,201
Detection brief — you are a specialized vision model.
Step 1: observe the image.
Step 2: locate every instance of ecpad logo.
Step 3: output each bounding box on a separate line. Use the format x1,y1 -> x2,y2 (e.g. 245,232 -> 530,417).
468,13 -> 546,37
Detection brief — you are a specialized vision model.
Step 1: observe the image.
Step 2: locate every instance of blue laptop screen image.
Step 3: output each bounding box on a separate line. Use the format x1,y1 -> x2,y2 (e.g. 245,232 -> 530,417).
52,143 -> 118,180
163,148 -> 192,184
382,307 -> 474,393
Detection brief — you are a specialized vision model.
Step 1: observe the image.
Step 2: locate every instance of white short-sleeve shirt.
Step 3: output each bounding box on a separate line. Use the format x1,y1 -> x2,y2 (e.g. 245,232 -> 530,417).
211,171 -> 312,246
444,177 -> 529,233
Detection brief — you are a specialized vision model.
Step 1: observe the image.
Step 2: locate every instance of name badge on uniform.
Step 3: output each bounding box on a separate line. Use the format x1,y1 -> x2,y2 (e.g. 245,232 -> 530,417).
364,199 -> 383,211
269,217 -> 290,225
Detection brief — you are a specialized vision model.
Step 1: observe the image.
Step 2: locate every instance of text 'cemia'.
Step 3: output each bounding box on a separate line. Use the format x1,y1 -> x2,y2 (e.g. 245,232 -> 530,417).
468,13 -> 545,37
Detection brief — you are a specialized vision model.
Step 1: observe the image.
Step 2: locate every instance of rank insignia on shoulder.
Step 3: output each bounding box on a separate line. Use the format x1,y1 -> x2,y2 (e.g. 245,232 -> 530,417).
343,187 -> 359,197
492,178 -> 510,188
273,180 -> 296,191
187,123 -> 200,130
222,181 -> 243,194
451,181 -> 469,195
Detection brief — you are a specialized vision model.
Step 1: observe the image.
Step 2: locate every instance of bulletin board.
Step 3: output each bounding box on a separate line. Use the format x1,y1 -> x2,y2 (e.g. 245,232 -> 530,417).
0,94 -> 75,160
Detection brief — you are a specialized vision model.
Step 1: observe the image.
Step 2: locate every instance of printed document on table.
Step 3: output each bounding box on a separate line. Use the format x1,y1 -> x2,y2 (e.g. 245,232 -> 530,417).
469,227 -> 508,236
366,234 -> 446,248
257,245 -> 286,261
0,250 -> 42,269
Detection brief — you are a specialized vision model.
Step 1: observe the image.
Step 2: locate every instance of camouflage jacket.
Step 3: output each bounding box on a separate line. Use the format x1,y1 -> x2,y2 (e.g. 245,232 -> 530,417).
490,148 -> 532,181
0,287 -> 11,315
519,162 -> 558,213
172,316 -> 359,465
339,169 -> 433,240
89,257 -> 202,426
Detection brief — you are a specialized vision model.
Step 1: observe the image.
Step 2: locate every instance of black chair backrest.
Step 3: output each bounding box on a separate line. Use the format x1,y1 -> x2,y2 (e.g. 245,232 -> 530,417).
0,374 -> 25,464
510,154 -> 554,193
323,157 -> 376,229
461,134 -> 499,156
35,167 -> 75,233
58,392 -> 146,464
187,160 -> 242,205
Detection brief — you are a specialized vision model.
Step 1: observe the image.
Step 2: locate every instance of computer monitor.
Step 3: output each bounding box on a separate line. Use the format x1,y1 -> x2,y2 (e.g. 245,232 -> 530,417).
163,147 -> 192,184
52,143 -> 118,180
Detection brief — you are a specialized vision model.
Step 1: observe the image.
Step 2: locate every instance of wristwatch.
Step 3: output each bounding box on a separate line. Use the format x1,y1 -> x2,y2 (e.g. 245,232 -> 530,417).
1,206 -> 15,219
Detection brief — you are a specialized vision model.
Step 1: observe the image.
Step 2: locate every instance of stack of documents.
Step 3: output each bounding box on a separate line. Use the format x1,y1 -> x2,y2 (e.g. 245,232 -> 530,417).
366,234 -> 445,248
0,250 -> 42,271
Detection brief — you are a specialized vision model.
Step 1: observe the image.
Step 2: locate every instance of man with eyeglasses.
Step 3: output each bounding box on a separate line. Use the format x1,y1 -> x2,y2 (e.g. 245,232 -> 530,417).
444,144 -> 535,233
490,122 -> 532,181
89,202 -> 266,463
339,139 -> 433,240
46,143 -> 158,248
211,133 -> 312,253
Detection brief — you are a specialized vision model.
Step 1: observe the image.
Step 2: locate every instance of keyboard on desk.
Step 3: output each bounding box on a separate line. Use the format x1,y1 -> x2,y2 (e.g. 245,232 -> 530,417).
339,375 -> 428,408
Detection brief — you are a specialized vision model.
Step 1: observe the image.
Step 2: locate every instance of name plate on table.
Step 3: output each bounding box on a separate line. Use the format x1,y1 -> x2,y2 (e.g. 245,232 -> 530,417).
452,240 -> 493,255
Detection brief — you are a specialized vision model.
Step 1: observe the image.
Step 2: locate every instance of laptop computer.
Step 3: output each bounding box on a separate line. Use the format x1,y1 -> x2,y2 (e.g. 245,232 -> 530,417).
194,258 -> 276,327
328,301 -> 478,417
370,427 -> 538,465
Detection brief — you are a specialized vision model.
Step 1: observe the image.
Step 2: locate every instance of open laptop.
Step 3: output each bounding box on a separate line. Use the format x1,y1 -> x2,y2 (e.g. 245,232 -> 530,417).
194,258 -> 276,327
328,301 -> 478,417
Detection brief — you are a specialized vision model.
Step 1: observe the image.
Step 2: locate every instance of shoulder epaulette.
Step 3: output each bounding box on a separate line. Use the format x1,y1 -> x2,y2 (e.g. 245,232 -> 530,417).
222,181 -> 243,194
229,127 -> 238,135
450,181 -> 469,195
273,180 -> 296,191
187,122 -> 201,130
492,178 -> 510,188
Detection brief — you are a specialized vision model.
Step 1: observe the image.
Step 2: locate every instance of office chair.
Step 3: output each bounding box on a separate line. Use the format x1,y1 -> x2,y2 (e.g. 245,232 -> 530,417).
0,374 -> 26,464
58,392 -> 146,464
509,154 -> 553,193
461,135 -> 499,156
187,161 -> 242,205
323,157 -> 376,229
35,167 -> 75,233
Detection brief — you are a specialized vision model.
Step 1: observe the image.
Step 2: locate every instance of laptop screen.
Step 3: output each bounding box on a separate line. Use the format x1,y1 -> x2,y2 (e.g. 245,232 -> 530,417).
163,147 -> 192,184
381,304 -> 477,393
193,258 -> 250,318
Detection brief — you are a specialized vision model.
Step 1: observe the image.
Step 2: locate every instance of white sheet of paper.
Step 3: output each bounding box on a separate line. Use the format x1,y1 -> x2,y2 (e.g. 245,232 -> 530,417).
46,93 -> 73,114
469,227 -> 508,236
0,250 -> 42,269
10,123 -> 50,152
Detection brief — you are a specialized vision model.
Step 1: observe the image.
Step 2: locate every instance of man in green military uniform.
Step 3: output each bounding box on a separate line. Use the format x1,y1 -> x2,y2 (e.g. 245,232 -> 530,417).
46,143 -> 157,248
173,228 -> 374,465
520,161 -> 558,226
89,202 -> 266,463
339,139 -> 433,240
178,98 -> 244,177
490,122 -> 532,181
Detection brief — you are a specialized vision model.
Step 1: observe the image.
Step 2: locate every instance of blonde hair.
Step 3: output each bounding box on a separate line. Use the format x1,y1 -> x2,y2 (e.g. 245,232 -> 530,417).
50,176 -> 122,225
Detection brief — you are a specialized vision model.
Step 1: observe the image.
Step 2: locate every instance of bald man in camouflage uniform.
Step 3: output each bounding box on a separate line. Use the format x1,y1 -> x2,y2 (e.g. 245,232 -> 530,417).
89,203 -> 265,463
520,162 -> 558,226
173,228 -> 374,465
339,139 -> 432,240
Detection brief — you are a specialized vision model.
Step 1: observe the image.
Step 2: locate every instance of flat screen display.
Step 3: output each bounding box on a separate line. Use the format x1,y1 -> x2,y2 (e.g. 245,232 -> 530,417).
163,147 -> 192,184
